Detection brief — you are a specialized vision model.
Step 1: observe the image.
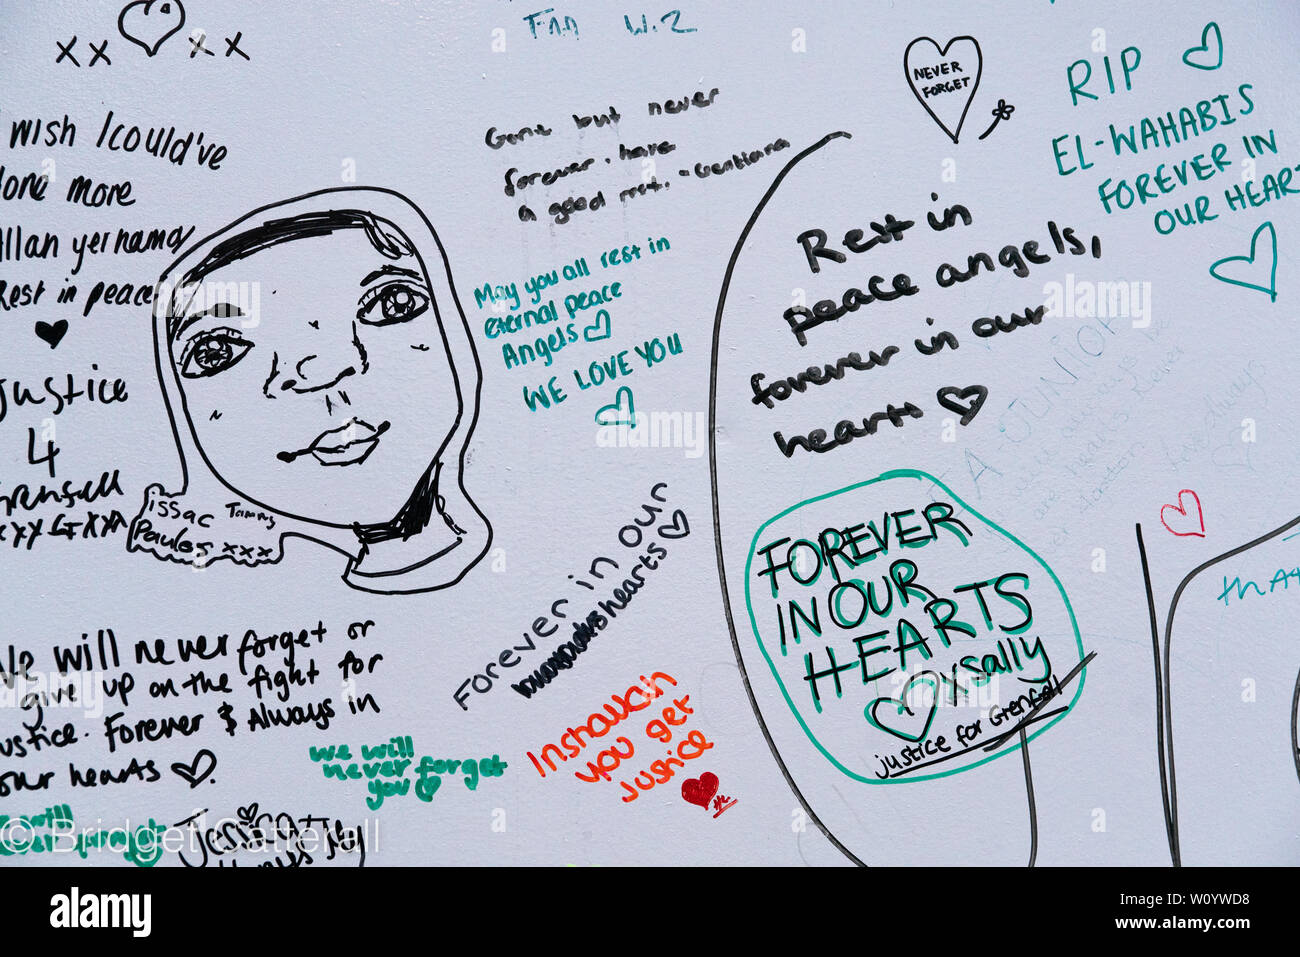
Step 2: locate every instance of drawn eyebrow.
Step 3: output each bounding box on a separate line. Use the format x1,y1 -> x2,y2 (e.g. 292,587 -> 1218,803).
173,303 -> 247,340
359,265 -> 423,286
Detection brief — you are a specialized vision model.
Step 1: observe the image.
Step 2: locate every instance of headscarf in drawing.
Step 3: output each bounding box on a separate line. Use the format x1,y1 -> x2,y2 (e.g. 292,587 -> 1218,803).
126,187 -> 491,593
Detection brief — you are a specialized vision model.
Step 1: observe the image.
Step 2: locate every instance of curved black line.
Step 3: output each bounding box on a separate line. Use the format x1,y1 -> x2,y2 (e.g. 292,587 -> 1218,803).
1135,523 -> 1176,858
976,119 -> 999,141
1161,510 -> 1300,867
1292,665 -> 1300,787
1020,727 -> 1037,868
979,651 -> 1094,754
707,130 -> 866,867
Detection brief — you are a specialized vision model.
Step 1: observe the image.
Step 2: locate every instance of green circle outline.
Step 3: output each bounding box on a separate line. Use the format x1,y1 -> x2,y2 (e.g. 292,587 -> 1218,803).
742,468 -> 1087,784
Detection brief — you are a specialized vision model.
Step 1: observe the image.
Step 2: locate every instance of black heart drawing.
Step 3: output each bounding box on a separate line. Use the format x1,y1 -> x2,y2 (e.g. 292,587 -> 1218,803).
171,748 -> 217,787
657,509 -> 690,540
118,0 -> 187,57
936,384 -> 988,426
34,320 -> 68,349
236,803 -> 259,824
904,35 -> 983,144
866,671 -> 941,742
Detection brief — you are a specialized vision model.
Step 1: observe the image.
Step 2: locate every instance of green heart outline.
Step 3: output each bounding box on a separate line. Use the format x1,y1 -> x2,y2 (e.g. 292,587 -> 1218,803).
1209,220 -> 1277,302
1182,21 -> 1222,71
594,386 -> 636,428
583,309 -> 612,342
866,671 -> 939,743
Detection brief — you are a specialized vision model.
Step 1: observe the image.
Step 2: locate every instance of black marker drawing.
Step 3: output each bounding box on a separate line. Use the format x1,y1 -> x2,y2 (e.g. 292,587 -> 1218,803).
903,36 -> 982,144
707,132 -> 1094,867
34,319 -> 69,349
935,384 -> 988,426
171,748 -> 217,788
1138,517 -> 1300,865
977,98 -> 1015,140
118,0 -> 185,57
127,187 -> 492,594
708,132 -> 865,865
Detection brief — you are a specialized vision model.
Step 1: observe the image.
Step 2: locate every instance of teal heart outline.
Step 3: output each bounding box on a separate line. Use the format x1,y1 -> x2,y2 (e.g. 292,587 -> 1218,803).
594,386 -> 636,428
583,309 -> 611,342
1182,21 -> 1222,71
1209,220 -> 1277,302
866,671 -> 939,743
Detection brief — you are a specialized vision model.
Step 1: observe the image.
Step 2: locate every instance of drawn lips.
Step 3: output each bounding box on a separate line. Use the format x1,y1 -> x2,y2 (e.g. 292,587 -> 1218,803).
282,418 -> 390,467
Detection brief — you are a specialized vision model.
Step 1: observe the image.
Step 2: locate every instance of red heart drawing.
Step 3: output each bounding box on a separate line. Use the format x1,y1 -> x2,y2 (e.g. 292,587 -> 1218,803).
681,772 -> 719,809
1160,490 -> 1206,538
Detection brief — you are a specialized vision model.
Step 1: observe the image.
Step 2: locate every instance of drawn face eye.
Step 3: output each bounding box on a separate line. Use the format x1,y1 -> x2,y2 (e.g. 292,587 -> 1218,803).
179,327 -> 254,379
357,281 -> 431,326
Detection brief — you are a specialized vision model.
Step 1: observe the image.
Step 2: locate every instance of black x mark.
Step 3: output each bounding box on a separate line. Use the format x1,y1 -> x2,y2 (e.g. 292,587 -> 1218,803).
188,32 -> 215,57
55,36 -> 80,66
224,31 -> 249,60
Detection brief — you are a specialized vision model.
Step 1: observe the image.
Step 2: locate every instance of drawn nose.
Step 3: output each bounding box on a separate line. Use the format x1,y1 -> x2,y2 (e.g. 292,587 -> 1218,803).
280,326 -> 366,393
287,353 -> 355,392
